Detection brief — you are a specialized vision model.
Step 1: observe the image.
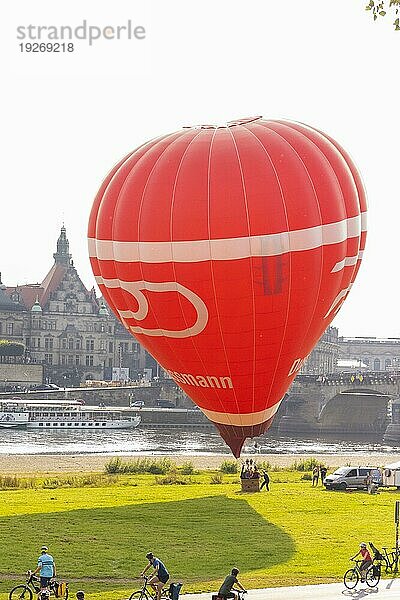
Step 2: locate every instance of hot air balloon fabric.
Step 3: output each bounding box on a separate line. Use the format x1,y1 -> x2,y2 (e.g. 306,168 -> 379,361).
88,117 -> 367,457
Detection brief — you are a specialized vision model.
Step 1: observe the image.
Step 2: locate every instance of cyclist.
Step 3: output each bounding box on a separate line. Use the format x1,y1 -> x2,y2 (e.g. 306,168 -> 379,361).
218,568 -> 246,600
141,552 -> 169,600
32,545 -> 56,593
351,542 -> 372,582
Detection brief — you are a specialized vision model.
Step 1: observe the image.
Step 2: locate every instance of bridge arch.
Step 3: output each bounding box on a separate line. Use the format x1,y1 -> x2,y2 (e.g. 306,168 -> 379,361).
318,388 -> 390,433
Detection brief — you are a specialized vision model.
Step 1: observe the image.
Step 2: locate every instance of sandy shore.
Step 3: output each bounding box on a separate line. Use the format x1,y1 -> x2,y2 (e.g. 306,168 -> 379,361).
1,452 -> 400,474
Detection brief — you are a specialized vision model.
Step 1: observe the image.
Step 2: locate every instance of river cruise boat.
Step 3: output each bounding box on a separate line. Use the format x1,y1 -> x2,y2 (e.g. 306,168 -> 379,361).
0,398 -> 141,430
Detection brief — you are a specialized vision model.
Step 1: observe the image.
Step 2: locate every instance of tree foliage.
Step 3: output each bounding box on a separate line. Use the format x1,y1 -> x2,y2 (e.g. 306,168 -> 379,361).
365,0 -> 400,29
0,340 -> 25,356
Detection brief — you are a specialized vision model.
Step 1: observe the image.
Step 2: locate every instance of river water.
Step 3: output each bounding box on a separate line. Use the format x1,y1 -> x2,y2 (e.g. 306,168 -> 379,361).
0,427 -> 398,456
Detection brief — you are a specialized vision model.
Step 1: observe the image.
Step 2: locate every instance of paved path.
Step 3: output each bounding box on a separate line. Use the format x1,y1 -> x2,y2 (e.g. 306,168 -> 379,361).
183,578 -> 400,599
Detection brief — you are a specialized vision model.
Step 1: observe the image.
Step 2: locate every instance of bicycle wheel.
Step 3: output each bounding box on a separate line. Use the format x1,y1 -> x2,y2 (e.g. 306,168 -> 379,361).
344,568 -> 359,589
129,590 -> 150,600
9,585 -> 33,600
366,564 -> 381,587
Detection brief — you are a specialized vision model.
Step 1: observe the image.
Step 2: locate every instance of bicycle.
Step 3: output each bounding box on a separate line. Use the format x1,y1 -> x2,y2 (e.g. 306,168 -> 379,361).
380,546 -> 400,572
212,589 -> 247,600
343,559 -> 380,589
9,571 -> 69,600
128,575 -> 177,600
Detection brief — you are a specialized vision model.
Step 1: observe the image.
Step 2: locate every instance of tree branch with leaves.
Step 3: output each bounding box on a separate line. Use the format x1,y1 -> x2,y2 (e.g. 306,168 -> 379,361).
365,0 -> 400,29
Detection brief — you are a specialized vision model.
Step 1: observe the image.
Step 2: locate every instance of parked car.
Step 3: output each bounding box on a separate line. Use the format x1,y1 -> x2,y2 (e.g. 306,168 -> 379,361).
324,466 -> 382,491
130,400 -> 145,408
30,383 -> 59,391
156,399 -> 175,408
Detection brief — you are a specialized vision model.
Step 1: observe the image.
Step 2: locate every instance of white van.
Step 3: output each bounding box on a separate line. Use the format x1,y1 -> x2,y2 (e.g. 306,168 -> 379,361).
324,466 -> 381,491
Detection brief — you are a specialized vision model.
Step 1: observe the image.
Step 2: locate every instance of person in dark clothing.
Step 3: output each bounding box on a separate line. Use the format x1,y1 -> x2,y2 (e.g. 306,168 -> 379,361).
260,471 -> 270,491
218,568 -> 246,600
319,466 -> 327,484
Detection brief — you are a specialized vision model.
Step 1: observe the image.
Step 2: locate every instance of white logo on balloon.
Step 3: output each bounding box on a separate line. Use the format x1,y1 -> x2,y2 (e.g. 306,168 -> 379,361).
98,278 -> 209,338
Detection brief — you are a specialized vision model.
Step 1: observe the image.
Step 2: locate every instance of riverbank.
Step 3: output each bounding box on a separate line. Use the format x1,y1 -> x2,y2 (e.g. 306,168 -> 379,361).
1,451 -> 400,474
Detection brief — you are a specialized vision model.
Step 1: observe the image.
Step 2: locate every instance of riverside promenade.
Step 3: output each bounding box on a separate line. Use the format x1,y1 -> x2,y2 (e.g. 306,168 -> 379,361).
184,578 -> 400,599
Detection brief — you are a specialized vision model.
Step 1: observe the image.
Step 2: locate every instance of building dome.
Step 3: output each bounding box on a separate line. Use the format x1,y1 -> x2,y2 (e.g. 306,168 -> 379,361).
31,297 -> 42,313
98,301 -> 109,316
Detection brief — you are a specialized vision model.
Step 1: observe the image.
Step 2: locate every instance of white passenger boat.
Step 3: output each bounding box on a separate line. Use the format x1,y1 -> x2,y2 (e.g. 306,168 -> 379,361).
0,398 -> 141,430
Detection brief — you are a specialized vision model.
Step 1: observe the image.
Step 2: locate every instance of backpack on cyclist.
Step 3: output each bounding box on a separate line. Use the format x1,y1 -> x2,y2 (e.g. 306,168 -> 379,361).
168,582 -> 183,600
369,541 -> 384,561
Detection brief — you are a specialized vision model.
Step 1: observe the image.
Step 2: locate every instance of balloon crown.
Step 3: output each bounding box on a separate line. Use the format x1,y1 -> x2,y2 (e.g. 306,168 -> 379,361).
184,116 -> 263,129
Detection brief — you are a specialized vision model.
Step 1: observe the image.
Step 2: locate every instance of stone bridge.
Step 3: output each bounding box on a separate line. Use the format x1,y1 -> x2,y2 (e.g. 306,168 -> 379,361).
276,372 -> 400,435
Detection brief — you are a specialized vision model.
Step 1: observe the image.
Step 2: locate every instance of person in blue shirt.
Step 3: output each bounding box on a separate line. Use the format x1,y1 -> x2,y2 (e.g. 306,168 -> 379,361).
33,546 -> 56,591
141,552 -> 169,600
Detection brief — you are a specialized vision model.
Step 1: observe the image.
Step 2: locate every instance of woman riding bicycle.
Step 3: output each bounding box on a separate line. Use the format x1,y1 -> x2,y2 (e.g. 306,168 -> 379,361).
350,542 -> 372,582
141,552 -> 170,600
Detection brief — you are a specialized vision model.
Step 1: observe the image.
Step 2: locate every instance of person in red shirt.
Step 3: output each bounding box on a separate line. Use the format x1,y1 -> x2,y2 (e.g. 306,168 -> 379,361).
351,542 -> 372,581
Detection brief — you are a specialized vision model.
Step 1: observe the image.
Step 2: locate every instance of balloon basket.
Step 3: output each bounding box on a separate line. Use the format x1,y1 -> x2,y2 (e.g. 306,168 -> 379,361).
240,478 -> 260,493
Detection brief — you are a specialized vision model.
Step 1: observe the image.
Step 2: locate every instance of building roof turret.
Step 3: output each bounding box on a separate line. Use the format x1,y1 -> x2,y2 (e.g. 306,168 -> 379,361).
31,295 -> 42,313
53,225 -> 72,266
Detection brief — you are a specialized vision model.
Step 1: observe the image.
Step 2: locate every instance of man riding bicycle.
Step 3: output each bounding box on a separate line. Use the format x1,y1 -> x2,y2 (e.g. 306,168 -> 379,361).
32,545 -> 56,593
218,568 -> 246,600
141,552 -> 170,600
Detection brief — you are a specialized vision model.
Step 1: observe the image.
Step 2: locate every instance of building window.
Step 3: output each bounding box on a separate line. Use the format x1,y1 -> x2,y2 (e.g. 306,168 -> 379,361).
7,323 -> 14,335
67,355 -> 74,365
86,355 -> 94,366
385,358 -> 392,369
86,339 -> 94,351
61,355 -> 66,365
62,339 -> 67,349
109,341 -> 113,353
44,353 -> 53,365
75,355 -> 80,365
75,339 -> 81,350
45,338 -> 53,350
374,358 -> 381,371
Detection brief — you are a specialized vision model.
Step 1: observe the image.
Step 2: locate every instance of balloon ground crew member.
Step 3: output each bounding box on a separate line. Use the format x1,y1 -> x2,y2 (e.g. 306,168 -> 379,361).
218,568 -> 246,600
32,545 -> 56,592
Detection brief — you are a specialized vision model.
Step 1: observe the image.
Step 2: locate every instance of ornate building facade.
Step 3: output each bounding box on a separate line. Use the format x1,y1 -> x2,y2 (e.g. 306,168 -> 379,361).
301,326 -> 339,375
338,337 -> 400,372
0,227 -> 146,387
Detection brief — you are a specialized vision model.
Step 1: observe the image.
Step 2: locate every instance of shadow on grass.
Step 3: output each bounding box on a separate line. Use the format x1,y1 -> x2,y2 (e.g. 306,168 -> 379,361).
0,495 -> 294,580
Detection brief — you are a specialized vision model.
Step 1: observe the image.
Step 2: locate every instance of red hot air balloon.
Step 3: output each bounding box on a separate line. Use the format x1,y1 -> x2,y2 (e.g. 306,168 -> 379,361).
88,117 -> 367,457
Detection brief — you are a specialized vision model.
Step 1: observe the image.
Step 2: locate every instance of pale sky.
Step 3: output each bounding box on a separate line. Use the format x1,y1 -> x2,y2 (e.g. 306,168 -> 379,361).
3,0 -> 399,338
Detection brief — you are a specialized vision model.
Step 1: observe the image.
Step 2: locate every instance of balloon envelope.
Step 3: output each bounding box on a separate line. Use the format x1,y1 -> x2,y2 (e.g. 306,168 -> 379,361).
88,117 -> 367,456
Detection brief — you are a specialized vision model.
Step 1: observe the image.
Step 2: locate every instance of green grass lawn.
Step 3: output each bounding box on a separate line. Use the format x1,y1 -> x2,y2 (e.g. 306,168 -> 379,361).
0,470 -> 398,600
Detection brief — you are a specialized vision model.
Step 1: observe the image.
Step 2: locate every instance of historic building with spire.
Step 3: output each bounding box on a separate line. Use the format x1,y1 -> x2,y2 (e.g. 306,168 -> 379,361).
0,227 -> 146,387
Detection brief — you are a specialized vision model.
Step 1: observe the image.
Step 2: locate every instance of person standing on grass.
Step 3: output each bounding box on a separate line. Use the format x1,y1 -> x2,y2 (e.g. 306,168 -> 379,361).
141,552 -> 169,600
218,568 -> 246,600
312,466 -> 319,486
260,470 -> 270,491
32,545 -> 56,593
320,465 -> 327,485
